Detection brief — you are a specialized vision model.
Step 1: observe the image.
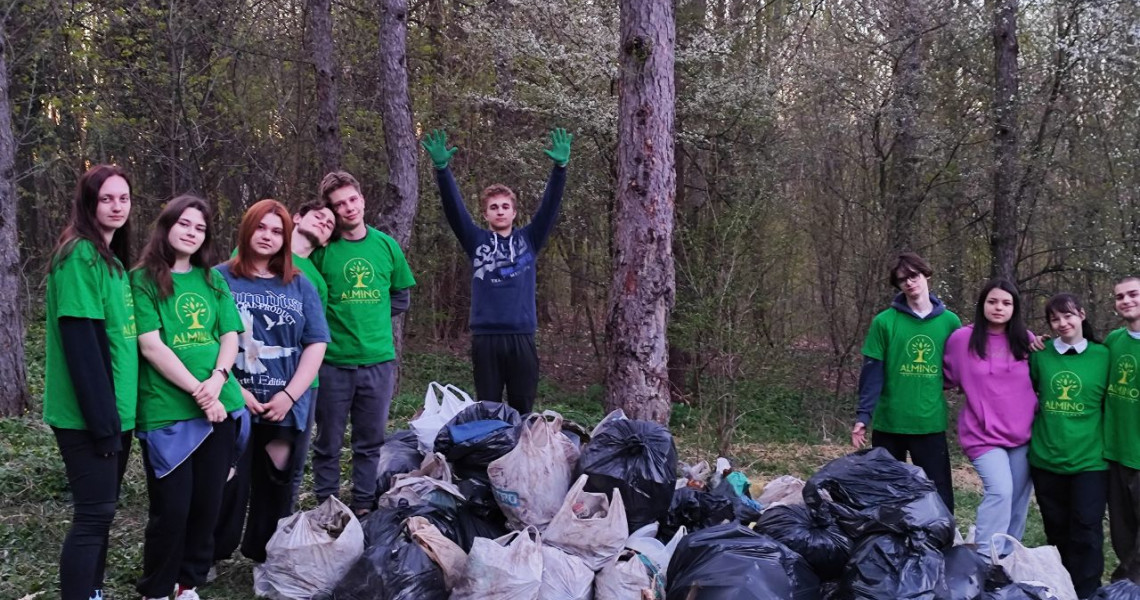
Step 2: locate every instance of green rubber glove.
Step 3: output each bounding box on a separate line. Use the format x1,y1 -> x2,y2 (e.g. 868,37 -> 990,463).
543,128 -> 573,167
421,129 -> 458,170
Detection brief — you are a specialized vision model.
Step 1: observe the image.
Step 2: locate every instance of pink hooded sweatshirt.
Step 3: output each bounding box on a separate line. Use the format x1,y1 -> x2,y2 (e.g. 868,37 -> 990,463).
943,324 -> 1038,461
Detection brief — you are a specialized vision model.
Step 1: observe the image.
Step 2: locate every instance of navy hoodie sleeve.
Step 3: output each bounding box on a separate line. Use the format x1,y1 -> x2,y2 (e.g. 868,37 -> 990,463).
855,357 -> 884,426
59,317 -> 122,454
524,165 -> 567,253
435,166 -> 483,257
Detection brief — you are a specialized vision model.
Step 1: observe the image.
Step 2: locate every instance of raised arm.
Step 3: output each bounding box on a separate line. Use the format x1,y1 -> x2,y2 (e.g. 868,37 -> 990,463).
423,129 -> 481,254
527,128 -> 572,251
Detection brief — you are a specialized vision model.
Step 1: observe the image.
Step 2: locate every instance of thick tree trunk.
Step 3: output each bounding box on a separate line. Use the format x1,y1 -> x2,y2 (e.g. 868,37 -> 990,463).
0,27 -> 29,417
604,0 -> 676,424
376,0 -> 419,360
306,0 -> 343,173
991,0 -> 1019,281
885,0 -> 925,253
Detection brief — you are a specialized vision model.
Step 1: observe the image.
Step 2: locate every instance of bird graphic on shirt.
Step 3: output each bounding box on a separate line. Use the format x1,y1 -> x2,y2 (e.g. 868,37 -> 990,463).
236,306 -> 295,374
261,313 -> 287,331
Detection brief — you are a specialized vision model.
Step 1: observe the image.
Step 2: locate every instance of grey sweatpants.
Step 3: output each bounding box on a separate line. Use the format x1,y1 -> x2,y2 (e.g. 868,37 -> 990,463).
311,361 -> 396,511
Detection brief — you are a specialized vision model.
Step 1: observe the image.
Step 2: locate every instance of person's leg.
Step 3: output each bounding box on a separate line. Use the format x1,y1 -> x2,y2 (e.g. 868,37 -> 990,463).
136,439 -> 194,599
906,432 -> 955,514
503,333 -> 539,415
870,429 -> 908,462
177,418 -> 237,590
289,386 -> 319,511
53,428 -> 126,600
1006,444 -> 1034,541
971,447 -> 1015,558
472,334 -> 505,403
1030,467 -> 1071,551
1107,460 -> 1140,582
1067,469 -> 1108,597
312,364 -> 355,503
241,425 -> 297,563
92,432 -> 132,594
212,431 -> 252,562
347,361 -> 396,512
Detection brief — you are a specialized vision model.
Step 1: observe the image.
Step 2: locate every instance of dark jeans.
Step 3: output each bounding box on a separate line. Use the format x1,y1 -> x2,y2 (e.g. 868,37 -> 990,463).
1108,460 -> 1140,583
290,386 -> 319,511
53,428 -> 132,600
312,361 -> 396,511
871,429 -> 955,514
137,418 -> 236,598
472,333 -> 539,415
1031,466 -> 1108,598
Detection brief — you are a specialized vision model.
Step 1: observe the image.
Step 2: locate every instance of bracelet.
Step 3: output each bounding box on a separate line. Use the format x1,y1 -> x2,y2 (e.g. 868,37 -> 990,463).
282,388 -> 296,404
213,367 -> 229,379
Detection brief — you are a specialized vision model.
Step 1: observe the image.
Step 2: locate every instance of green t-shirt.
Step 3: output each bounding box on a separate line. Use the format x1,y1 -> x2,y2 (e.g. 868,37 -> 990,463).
862,307 -> 961,434
294,254 -> 328,309
43,240 -> 139,431
1103,329 -> 1140,468
1028,343 -> 1110,474
132,266 -> 245,431
312,227 -> 416,366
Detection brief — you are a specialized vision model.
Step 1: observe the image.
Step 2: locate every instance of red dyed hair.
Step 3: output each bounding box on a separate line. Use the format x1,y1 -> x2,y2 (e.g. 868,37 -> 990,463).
229,199 -> 297,283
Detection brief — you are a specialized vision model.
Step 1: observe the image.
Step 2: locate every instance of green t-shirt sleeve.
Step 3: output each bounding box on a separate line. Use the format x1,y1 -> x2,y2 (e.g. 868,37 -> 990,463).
54,241 -> 107,320
210,269 -> 244,335
386,238 -> 416,290
131,271 -> 162,335
861,313 -> 888,361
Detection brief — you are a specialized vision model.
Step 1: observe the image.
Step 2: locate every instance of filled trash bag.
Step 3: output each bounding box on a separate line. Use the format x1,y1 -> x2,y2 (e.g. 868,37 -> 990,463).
1089,581 -> 1140,600
539,545 -> 595,600
451,528 -> 544,600
545,474 -> 629,570
944,544 -> 988,600
982,565 -> 1059,600
659,486 -> 735,539
758,475 -> 806,507
433,401 -> 522,475
328,521 -> 447,600
254,496 -> 364,600
455,476 -> 508,528
360,500 -> 504,553
711,477 -> 762,525
410,382 -> 476,454
756,502 -> 851,580
488,412 -> 579,530
840,533 -> 949,600
578,412 -> 678,532
804,448 -> 955,548
596,548 -> 665,600
376,430 -> 424,496
666,523 -> 821,600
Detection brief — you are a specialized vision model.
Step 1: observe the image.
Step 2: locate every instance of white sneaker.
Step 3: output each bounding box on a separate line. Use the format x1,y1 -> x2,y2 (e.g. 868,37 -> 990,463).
174,586 -> 201,600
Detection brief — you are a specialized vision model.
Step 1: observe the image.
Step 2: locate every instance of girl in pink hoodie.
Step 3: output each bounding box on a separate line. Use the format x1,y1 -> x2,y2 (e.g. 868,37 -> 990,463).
943,279 -> 1037,558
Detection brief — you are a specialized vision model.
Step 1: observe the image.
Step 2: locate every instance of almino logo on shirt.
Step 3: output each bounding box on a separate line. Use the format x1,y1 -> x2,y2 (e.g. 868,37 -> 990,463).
1047,370 -> 1085,413
900,334 -> 939,375
1108,355 -> 1138,402
172,292 -> 213,347
473,235 -> 532,282
341,258 -> 382,301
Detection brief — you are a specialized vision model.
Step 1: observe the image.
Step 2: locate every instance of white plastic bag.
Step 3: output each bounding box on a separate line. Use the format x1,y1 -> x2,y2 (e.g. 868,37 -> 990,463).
407,516 -> 468,590
594,549 -> 663,600
545,474 -> 628,571
757,475 -> 806,508
624,523 -> 686,573
452,527 -> 544,600
253,496 -> 364,600
488,412 -> 577,529
990,533 -> 1078,600
540,545 -> 595,600
409,382 -> 475,454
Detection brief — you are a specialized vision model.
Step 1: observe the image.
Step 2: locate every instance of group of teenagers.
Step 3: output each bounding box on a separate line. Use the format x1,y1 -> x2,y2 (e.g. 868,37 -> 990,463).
851,252 -> 1140,598
43,128 -> 573,600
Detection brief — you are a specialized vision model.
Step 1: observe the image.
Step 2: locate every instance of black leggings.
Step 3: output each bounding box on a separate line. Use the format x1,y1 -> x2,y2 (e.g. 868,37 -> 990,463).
53,428 -> 132,600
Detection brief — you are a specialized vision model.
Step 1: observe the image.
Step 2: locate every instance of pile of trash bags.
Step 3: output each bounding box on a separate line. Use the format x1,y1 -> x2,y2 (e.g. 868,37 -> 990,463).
251,382 -> 1094,600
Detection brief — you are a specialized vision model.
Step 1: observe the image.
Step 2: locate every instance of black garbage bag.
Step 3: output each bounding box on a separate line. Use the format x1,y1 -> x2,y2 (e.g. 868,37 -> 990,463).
756,503 -> 851,580
944,545 -> 988,600
983,585 -> 1057,600
1089,580 -> 1140,599
433,402 -> 521,472
360,500 -> 505,553
711,477 -> 763,525
454,476 -> 508,530
328,524 -> 447,600
841,533 -> 949,600
804,447 -> 955,548
376,430 -> 423,497
660,487 -> 736,539
578,417 -> 678,532
666,523 -> 821,600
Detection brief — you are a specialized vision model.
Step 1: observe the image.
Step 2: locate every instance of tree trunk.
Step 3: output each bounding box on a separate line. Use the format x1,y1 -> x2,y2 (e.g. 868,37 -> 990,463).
885,0 -> 925,253
376,0 -> 419,362
306,0 -> 343,173
604,0 -> 676,424
0,26 -> 29,417
990,0 -> 1019,282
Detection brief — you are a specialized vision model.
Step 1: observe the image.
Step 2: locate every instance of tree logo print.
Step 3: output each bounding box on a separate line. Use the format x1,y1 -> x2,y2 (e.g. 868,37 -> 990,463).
1050,371 -> 1083,401
343,258 -> 375,289
175,292 -> 211,330
1117,355 -> 1137,385
907,335 -> 936,364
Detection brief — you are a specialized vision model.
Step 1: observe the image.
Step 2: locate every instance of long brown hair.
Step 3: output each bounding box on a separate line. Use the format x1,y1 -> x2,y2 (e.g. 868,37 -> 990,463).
50,165 -> 132,274
229,199 -> 297,283
135,195 -> 218,298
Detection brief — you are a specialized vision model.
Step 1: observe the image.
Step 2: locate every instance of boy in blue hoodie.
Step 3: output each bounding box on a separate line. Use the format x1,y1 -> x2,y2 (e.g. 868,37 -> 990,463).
422,129 -> 572,414
851,252 -> 961,512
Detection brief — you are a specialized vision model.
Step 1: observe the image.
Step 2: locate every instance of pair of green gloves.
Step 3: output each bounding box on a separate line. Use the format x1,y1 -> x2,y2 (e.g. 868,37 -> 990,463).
421,128 -> 573,170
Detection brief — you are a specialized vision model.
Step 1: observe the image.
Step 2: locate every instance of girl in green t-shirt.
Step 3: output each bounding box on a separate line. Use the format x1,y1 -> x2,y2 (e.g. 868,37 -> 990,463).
132,195 -> 245,600
1028,292 -> 1111,598
44,165 -> 137,600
